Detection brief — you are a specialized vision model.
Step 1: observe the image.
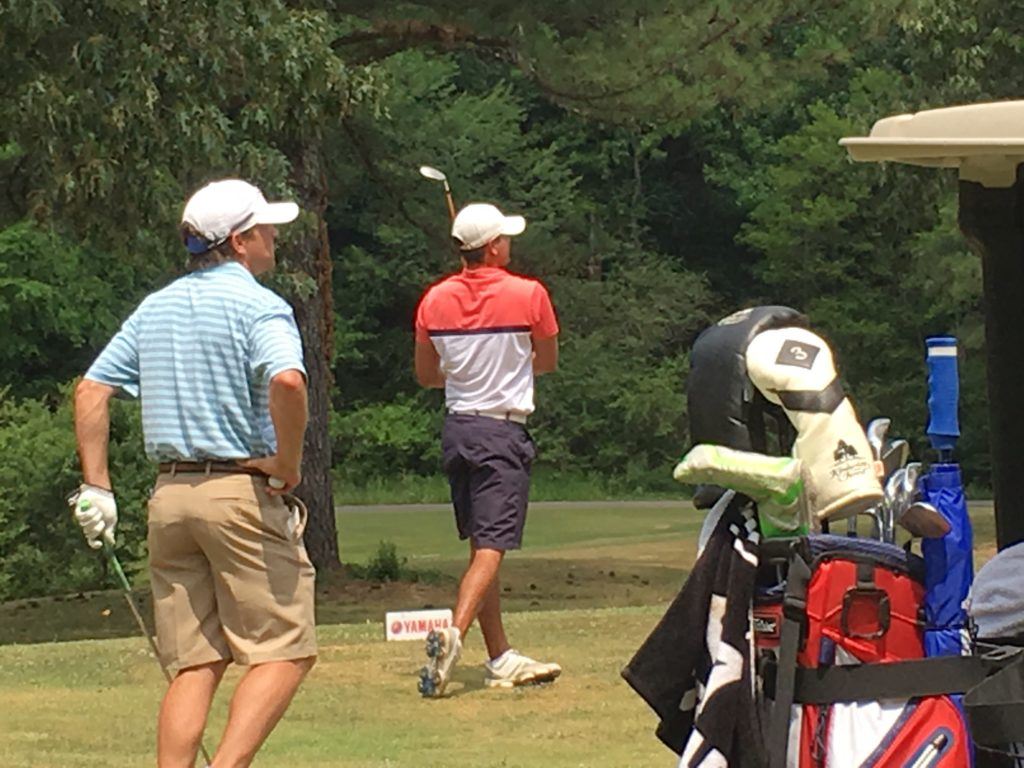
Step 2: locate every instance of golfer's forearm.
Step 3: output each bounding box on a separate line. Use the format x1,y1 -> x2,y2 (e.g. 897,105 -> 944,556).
414,342 -> 445,388
532,336 -> 558,375
417,368 -> 446,388
269,370 -> 308,470
74,379 -> 115,489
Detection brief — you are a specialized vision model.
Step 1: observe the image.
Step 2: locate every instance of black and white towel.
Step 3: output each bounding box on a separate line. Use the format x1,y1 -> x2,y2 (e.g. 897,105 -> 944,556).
622,497 -> 765,768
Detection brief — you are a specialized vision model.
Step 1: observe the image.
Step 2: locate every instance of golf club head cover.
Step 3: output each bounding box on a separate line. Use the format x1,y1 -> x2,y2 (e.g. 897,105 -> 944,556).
746,327 -> 883,521
673,444 -> 803,507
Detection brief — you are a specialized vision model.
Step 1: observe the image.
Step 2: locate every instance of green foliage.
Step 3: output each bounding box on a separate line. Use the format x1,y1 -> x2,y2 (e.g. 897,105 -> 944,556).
361,540 -> 404,582
0,388 -> 153,600
0,0 -> 1015,594
0,222 -> 149,396
331,397 -> 441,481
347,539 -> 444,583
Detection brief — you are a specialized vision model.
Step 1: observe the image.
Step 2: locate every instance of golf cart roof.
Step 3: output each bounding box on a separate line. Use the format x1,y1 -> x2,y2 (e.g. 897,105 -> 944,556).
840,100 -> 1024,187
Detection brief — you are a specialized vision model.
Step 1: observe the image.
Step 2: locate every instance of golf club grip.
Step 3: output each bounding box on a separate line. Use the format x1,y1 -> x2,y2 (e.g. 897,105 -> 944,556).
925,336 -> 959,452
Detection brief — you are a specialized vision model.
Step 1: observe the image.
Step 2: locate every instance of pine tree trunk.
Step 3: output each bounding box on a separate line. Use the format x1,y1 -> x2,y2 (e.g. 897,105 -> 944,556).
287,145 -> 340,570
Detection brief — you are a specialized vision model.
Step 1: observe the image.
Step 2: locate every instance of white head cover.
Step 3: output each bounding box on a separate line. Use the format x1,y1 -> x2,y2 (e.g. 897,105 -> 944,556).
451,203 -> 526,250
181,179 -> 299,254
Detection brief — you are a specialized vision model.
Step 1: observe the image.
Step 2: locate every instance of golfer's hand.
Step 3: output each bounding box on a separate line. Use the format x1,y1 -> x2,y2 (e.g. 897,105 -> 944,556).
239,456 -> 301,495
69,484 -> 118,549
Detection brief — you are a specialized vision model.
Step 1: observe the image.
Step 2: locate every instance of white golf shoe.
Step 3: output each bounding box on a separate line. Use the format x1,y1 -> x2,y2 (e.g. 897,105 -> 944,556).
418,627 -> 462,698
484,649 -> 562,688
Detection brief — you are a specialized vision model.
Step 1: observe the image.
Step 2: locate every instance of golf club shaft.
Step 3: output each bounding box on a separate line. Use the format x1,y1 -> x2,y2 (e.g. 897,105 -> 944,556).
443,182 -> 456,221
104,545 -> 214,767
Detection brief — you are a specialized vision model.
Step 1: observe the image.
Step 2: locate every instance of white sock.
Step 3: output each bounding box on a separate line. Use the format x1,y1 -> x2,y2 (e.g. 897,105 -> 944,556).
488,649 -> 513,667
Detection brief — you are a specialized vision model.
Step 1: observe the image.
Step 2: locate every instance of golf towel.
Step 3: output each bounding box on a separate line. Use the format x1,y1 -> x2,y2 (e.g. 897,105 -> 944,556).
622,496 -> 765,768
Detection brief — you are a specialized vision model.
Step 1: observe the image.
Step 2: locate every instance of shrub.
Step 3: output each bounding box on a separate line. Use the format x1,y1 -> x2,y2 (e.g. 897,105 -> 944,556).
360,540 -> 405,582
0,386 -> 154,600
331,398 -> 441,482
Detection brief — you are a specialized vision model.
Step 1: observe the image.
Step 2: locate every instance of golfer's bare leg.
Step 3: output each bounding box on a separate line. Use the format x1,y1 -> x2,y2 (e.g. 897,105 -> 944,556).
211,657 -> 315,768
477,575 -> 511,660
452,545 -> 504,638
158,660 -> 229,768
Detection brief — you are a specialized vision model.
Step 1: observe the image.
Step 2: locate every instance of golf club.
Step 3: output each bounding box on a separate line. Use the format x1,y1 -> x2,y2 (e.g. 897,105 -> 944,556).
898,501 -> 952,539
890,462 -> 922,540
866,418 -> 891,463
102,542 -> 213,767
884,468 -> 907,543
857,418 -> 892,536
881,438 -> 911,479
419,165 -> 457,222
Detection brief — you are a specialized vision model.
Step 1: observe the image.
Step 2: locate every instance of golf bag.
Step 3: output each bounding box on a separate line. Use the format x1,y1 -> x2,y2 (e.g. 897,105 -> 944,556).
756,535 -> 972,768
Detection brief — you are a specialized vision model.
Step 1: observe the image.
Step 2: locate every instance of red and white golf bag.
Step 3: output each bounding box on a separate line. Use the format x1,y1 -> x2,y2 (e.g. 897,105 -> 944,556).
756,536 -> 972,767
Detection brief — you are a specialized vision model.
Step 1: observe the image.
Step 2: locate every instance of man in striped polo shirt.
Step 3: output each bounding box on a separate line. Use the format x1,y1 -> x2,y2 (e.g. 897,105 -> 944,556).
72,179 -> 316,767
414,202 -> 561,697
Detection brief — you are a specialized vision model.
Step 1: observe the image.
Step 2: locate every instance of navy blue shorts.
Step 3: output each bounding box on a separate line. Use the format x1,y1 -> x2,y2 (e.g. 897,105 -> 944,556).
441,414 -> 536,551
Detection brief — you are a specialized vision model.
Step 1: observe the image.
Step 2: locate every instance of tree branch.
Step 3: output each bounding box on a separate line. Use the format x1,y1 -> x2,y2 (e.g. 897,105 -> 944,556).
333,20 -> 512,65
339,118 -> 444,248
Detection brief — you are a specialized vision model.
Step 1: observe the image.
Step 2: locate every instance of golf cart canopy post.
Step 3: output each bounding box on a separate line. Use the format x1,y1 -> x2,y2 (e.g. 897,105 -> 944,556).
841,100 -> 1024,551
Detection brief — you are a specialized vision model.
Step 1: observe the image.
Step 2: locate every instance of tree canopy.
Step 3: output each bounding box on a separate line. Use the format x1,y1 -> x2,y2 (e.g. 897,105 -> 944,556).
0,0 -> 1013,598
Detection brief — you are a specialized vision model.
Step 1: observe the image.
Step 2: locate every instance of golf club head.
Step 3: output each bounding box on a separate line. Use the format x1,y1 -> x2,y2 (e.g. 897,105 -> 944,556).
884,468 -> 905,508
419,165 -> 447,182
881,438 -> 911,479
883,468 -> 906,543
898,501 -> 951,538
903,462 -> 922,503
866,418 -> 891,461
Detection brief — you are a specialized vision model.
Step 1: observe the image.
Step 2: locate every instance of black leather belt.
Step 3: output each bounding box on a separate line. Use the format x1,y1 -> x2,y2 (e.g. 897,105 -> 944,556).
157,461 -> 264,477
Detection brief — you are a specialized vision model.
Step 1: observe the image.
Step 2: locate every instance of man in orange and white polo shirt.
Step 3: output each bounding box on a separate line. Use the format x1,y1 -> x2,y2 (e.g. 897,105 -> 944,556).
413,202 -> 561,697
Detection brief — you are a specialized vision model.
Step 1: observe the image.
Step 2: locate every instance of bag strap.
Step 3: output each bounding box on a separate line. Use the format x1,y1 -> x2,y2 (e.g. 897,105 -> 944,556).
794,655 -> 993,703
765,549 -> 811,768
966,653 -> 1024,746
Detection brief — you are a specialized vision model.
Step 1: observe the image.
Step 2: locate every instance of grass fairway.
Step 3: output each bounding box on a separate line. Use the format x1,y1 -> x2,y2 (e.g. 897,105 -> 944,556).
0,499 -> 1001,766
0,607 -> 674,768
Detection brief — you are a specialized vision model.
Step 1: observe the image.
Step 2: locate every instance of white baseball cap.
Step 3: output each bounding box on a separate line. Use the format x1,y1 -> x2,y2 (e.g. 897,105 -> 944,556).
451,203 -> 526,251
181,179 -> 299,254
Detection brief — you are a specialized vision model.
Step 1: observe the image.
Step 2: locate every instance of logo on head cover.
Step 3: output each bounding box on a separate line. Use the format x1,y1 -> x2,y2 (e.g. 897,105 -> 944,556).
718,308 -> 754,326
833,440 -> 857,462
776,340 -> 820,369
830,439 -> 869,481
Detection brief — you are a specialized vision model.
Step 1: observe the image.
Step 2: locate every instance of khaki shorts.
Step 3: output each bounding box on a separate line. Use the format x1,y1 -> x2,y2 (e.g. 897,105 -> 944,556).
148,473 -> 317,677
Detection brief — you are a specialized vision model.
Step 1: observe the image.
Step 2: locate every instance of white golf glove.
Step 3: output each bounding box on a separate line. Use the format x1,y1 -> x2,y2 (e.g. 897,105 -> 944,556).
69,484 -> 118,550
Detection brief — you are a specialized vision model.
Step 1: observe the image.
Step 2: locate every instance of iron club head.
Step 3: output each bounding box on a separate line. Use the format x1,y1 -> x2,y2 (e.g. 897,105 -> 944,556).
881,438 -> 910,479
903,462 -> 922,494
419,165 -> 447,182
867,418 -> 891,461
883,467 -> 907,543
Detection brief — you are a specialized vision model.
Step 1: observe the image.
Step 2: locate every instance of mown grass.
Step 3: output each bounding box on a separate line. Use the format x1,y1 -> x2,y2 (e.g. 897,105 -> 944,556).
333,470 -> 681,505
1,501 -> 699,645
0,500 -> 1001,767
0,608 -> 676,768
1,501 -> 998,646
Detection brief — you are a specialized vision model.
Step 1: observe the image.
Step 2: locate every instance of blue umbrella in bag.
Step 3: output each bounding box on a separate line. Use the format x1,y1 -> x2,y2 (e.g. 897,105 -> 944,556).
920,336 -> 974,658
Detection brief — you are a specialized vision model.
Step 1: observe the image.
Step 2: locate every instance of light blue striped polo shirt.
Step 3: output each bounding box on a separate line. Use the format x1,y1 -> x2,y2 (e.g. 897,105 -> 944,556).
85,262 -> 306,461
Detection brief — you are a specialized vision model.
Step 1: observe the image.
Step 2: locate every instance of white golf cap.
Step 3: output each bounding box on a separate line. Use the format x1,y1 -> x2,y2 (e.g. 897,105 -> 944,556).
451,203 -> 526,251
181,179 -> 299,254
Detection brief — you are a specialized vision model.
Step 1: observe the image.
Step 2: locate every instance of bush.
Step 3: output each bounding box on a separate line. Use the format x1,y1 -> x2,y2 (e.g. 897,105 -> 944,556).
331,398 -> 442,482
0,386 -> 154,600
362,540 -> 404,582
